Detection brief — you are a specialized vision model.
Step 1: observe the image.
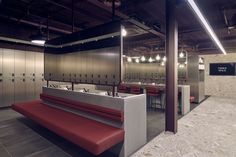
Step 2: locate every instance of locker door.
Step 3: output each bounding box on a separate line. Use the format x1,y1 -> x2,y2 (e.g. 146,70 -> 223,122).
14,50 -> 26,77
14,77 -> 26,103
25,51 -> 35,78
0,78 -> 2,107
0,48 -> 2,76
0,49 -> 3,107
3,49 -> 14,77
35,77 -> 44,99
2,78 -> 14,107
35,53 -> 44,78
25,77 -> 35,101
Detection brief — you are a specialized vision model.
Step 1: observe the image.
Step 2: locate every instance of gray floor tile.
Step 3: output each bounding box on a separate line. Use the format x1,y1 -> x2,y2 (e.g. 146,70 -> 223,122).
5,135 -> 52,157
0,145 -> 11,157
25,146 -> 71,157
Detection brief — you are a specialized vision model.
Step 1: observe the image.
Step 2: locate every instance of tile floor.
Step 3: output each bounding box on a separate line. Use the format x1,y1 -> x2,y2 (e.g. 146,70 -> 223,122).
132,96 -> 236,157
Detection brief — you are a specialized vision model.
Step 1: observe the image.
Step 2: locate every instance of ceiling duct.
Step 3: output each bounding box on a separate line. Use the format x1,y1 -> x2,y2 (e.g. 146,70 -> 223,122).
100,0 -> 121,7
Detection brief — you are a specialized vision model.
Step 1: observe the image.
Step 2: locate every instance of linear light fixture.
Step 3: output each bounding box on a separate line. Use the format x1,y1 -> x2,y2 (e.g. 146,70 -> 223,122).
187,0 -> 227,55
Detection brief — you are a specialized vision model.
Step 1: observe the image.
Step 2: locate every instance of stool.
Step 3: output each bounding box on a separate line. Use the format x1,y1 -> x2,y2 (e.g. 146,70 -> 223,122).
130,85 -> 142,94
190,96 -> 195,103
117,84 -> 128,93
146,86 -> 162,110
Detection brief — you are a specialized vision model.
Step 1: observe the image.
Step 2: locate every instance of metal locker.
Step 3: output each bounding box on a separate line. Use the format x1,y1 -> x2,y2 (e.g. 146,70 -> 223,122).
75,53 -> 82,83
35,77 -> 44,99
2,77 -> 14,107
99,52 -> 107,85
14,77 -> 26,103
35,52 -> 44,78
80,52 -> 87,83
92,52 -> 100,84
14,50 -> 26,77
3,49 -> 14,77
0,48 -> 2,76
86,52 -> 93,84
57,54 -> 65,81
25,51 -> 35,78
25,77 -> 35,101
0,78 -> 2,107
0,49 -> 3,107
44,53 -> 58,81
63,53 -> 75,82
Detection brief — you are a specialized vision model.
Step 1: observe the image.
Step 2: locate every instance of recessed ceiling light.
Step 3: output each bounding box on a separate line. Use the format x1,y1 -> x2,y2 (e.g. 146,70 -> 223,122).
30,31 -> 46,45
31,40 -> 45,45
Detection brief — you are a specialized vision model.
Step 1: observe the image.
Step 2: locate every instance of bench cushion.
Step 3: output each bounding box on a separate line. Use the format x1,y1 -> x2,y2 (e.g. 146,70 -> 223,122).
40,93 -> 124,122
12,101 -> 124,155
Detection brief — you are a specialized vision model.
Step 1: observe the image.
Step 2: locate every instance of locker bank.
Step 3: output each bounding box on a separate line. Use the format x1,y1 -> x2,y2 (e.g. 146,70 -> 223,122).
0,0 -> 236,157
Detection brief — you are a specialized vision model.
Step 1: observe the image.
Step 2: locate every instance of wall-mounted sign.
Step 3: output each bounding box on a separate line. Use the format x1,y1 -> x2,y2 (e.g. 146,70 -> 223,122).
210,63 -> 236,76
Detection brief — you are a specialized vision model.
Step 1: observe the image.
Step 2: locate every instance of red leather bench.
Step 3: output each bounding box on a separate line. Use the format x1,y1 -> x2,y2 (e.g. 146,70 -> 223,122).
12,97 -> 125,155
40,93 -> 124,122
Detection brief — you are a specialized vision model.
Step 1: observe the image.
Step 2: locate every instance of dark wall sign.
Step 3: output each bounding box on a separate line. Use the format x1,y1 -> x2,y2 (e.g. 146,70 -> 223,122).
210,63 -> 236,76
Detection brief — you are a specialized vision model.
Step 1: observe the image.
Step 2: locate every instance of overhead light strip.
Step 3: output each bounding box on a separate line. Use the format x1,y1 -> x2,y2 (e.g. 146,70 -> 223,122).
187,0 -> 227,55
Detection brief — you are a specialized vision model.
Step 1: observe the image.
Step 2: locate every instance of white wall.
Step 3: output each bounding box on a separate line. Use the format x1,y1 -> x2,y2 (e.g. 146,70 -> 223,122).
201,53 -> 236,98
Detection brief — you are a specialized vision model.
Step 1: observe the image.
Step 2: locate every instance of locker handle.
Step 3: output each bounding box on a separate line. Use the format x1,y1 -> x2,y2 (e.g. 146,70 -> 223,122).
12,79 -> 14,82
0,79 -> 2,82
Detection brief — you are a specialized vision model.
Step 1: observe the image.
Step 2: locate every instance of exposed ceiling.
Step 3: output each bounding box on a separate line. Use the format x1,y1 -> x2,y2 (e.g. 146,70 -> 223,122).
0,0 -> 236,54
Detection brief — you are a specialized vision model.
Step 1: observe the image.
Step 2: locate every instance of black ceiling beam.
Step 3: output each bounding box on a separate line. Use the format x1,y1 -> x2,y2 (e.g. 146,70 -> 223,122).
17,0 -> 86,30
43,0 -> 108,22
87,0 -> 165,38
0,6 -> 82,33
0,14 -> 71,34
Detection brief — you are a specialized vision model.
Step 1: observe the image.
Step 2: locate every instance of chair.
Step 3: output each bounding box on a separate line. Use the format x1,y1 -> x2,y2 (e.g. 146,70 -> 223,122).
130,85 -> 142,94
146,86 -> 162,110
117,84 -> 128,93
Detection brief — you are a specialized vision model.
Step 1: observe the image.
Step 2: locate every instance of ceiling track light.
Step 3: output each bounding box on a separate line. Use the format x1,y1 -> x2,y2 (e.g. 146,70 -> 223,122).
148,57 -> 153,63
187,0 -> 227,55
127,57 -> 132,62
179,52 -> 184,58
162,56 -> 167,62
156,54 -> 161,61
121,28 -> 127,37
